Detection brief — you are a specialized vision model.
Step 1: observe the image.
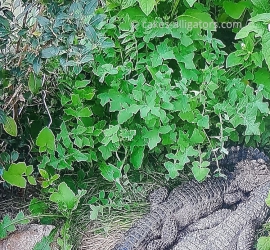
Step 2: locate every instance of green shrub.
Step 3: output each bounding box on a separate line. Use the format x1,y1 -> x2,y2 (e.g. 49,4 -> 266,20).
1,0 -> 270,248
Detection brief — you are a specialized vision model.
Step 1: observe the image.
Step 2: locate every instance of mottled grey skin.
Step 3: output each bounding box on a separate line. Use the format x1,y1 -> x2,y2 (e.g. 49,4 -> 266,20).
173,182 -> 270,250
146,159 -> 270,250
210,146 -> 269,168
113,147 -> 270,250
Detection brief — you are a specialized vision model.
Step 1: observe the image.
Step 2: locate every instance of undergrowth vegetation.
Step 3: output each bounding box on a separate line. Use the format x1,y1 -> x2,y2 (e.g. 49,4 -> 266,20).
1,0 -> 270,249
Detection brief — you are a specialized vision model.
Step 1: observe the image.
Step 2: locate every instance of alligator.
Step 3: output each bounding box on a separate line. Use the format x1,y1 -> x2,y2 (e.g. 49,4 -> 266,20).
210,146 -> 269,169
172,182 -> 270,250
113,147 -> 270,250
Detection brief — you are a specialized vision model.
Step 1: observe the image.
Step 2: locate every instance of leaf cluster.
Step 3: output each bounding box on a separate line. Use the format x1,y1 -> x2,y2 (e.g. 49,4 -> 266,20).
1,0 -> 270,249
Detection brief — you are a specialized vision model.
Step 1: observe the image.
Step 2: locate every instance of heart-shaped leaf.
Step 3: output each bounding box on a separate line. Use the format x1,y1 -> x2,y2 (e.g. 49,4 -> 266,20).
2,162 -> 27,188
192,165 -> 210,182
36,127 -> 56,152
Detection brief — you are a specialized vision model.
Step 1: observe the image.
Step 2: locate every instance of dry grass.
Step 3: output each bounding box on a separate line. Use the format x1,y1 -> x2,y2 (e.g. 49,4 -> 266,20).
71,172 -> 172,250
80,229 -> 123,250
77,205 -> 151,250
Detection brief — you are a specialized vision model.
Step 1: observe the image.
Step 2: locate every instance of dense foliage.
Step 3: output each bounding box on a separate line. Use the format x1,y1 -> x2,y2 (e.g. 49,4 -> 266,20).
1,0 -> 270,248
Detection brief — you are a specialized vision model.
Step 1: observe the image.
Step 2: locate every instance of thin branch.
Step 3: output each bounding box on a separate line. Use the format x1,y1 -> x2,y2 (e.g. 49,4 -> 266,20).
3,84 -> 23,111
42,76 -> 52,128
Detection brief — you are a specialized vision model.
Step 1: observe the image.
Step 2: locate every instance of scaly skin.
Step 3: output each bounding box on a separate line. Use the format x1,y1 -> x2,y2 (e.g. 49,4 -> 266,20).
210,146 -> 269,168
114,158 -> 270,250
114,177 -> 230,250
173,182 -> 270,250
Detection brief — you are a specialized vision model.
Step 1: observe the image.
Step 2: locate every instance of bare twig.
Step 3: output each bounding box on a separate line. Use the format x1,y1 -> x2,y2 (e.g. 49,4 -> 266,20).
115,151 -> 121,162
3,84 -> 23,112
42,76 -> 52,128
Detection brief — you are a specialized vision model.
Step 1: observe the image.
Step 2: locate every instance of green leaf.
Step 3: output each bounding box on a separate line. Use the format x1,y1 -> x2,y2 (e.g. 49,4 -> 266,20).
255,100 -> 269,114
15,211 -> 29,224
99,190 -> 105,199
80,54 -> 94,64
197,115 -> 209,129
33,234 -> 54,250
0,212 -> 30,239
51,174 -> 60,182
192,165 -> 210,182
257,236 -> 270,250
118,105 -> 140,124
3,10 -> 14,21
41,46 -> 59,59
3,116 -> 17,137
132,90 -> 142,101
72,149 -> 88,162
266,191 -> 270,206
85,25 -> 97,42
251,0 -> 270,11
190,128 -> 204,144
77,107 -> 92,117
75,80 -> 89,88
90,205 -> 102,220
10,151 -> 19,162
0,109 -> 7,124
245,122 -> 260,135
262,33 -> 270,70
71,94 -> 81,106
84,0 -> 98,15
99,163 -> 121,182
223,1 -> 247,19
230,114 -> 244,128
4,215 -> 16,232
118,109 -> 134,124
145,129 -> 161,150
29,198 -> 48,215
36,127 -> 56,152
2,162 -> 27,188
27,176 -> 37,185
251,52 -> 263,67
42,181 -> 50,188
0,16 -> 10,29
254,68 -> 270,89
28,72 -> 42,94
250,13 -> 270,22
140,106 -> 151,118
131,146 -> 144,169
58,122 -> 72,148
39,169 -> 49,179
94,64 -> 118,82
138,0 -> 156,16
157,40 -> 175,60
98,145 -> 113,160
73,65 -> 83,75
177,9 -> 216,31
104,125 -> 119,137
165,161 -> 184,179
186,0 -> 197,7
235,22 -> 265,40
33,56 -> 41,74
226,52 -> 243,68
120,129 -> 136,141
26,165 -> 34,176
50,182 -> 78,210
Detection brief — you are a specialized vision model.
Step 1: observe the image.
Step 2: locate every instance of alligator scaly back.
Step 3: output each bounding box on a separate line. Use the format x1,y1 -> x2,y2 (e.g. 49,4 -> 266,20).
113,147 -> 270,250
173,182 -> 270,250
210,146 -> 269,167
